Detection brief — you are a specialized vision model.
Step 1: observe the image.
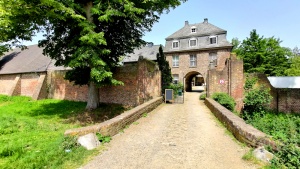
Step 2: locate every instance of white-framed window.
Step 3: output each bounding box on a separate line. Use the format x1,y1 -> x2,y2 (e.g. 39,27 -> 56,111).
172,74 -> 179,84
189,38 -> 197,47
190,54 -> 197,67
172,40 -> 179,49
172,55 -> 179,67
191,26 -> 197,33
209,52 -> 217,66
210,36 -> 217,44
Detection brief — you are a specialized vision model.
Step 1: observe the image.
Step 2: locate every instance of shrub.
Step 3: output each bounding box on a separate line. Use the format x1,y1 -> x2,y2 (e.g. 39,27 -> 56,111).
243,86 -> 272,114
199,93 -> 206,100
271,142 -> 300,168
242,76 -> 272,120
211,92 -> 236,111
245,111 -> 300,168
167,82 -> 184,98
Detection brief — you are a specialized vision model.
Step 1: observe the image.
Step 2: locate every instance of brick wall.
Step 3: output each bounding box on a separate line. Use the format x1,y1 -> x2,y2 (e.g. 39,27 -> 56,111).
99,63 -> 139,106
0,74 -> 17,95
229,56 -> 244,111
248,73 -> 300,114
137,59 -> 161,105
207,54 -> 244,111
99,59 -> 161,107
0,59 -> 161,107
47,70 -> 89,102
0,73 -> 46,98
278,89 -> 300,113
19,73 -> 40,97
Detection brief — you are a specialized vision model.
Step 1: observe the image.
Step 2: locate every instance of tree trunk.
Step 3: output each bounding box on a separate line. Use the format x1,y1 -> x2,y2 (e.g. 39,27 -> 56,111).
84,1 -> 93,22
84,1 -> 99,110
86,81 -> 99,110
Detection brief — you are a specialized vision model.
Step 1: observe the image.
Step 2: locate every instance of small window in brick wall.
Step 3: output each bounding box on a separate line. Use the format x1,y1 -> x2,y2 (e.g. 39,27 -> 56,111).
190,54 -> 197,67
209,53 -> 217,67
172,55 -> 179,67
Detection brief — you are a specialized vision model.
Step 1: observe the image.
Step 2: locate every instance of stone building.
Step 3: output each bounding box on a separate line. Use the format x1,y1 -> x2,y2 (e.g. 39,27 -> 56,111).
164,18 -> 232,91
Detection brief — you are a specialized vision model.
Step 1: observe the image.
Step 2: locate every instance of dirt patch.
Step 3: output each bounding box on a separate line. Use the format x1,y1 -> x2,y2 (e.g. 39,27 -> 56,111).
64,103 -> 130,126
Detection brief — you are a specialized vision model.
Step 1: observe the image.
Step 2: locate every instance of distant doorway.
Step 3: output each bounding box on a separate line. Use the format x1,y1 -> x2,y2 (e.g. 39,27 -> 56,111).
184,71 -> 205,92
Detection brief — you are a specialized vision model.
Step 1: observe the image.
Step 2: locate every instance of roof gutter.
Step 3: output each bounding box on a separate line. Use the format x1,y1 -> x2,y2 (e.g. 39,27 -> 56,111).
163,45 -> 233,54
165,31 -> 227,41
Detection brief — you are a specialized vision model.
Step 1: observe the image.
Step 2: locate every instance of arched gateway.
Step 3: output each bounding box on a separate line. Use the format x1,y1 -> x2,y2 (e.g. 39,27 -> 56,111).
184,71 -> 205,92
163,19 -> 232,93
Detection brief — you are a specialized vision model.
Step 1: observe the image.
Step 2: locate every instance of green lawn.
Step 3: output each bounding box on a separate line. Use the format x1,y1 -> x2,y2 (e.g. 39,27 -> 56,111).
0,95 -> 125,169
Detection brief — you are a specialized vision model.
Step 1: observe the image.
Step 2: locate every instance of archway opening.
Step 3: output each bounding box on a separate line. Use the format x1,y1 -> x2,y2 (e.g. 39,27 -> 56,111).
184,71 -> 205,92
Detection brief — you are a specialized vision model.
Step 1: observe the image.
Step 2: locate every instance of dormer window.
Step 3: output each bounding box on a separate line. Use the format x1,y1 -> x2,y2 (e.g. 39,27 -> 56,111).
210,36 -> 217,44
189,38 -> 197,47
172,40 -> 179,49
191,26 -> 197,33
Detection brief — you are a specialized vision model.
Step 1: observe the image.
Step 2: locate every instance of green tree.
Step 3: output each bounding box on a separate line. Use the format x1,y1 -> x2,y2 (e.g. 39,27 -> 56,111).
231,37 -> 240,52
285,56 -> 300,76
236,29 -> 291,76
292,46 -> 300,56
156,45 -> 172,93
0,0 -> 185,110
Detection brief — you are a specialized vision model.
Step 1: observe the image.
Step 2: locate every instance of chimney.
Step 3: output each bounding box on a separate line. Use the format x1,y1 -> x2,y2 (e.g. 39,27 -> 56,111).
185,21 -> 189,26
147,42 -> 153,47
204,18 -> 208,23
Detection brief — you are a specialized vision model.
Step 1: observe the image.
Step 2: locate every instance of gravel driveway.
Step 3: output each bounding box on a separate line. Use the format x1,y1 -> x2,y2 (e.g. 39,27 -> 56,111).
81,92 -> 258,169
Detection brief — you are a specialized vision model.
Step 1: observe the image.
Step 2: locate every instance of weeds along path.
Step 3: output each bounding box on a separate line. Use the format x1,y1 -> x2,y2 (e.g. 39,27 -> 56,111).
81,92 -> 258,169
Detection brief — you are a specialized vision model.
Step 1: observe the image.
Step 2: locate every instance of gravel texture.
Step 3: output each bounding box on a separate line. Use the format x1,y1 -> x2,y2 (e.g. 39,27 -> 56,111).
81,92 -> 258,169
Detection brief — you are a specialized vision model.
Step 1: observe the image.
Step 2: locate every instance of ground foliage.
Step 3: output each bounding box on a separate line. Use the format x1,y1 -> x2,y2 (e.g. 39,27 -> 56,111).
0,95 -> 125,168
211,92 -> 236,112
233,30 -> 292,76
199,93 -> 206,100
246,112 -> 300,168
242,77 -> 300,168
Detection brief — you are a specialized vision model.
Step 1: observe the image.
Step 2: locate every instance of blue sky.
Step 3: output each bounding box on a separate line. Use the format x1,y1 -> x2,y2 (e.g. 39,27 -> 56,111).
143,0 -> 300,49
24,0 -> 300,49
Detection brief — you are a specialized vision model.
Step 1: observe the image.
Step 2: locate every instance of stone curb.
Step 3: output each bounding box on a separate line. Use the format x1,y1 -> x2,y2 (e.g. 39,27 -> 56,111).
205,98 -> 279,151
65,97 -> 163,137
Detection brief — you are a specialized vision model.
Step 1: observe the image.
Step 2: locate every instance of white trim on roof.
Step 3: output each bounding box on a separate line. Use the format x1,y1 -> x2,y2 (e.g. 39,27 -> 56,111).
268,76 -> 300,88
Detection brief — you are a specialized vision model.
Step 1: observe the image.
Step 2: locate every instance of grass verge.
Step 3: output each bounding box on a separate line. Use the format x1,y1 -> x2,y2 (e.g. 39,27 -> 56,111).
0,95 -> 126,169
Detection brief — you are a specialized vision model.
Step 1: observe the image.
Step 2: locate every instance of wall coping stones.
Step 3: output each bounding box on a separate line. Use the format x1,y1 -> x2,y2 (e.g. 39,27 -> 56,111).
65,97 -> 163,137
205,98 -> 279,151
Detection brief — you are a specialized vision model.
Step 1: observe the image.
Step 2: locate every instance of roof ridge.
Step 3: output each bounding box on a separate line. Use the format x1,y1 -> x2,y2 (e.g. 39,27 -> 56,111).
166,20 -> 227,40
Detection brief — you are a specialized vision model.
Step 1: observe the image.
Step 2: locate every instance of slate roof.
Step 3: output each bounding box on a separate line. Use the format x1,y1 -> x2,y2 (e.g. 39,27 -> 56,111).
122,44 -> 160,63
268,76 -> 300,88
0,44 -> 160,74
0,45 -> 53,74
166,20 -> 227,40
164,19 -> 232,53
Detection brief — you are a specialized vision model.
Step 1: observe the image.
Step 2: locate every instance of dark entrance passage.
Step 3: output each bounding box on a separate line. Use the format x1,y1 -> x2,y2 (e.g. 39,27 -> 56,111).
184,71 -> 205,92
